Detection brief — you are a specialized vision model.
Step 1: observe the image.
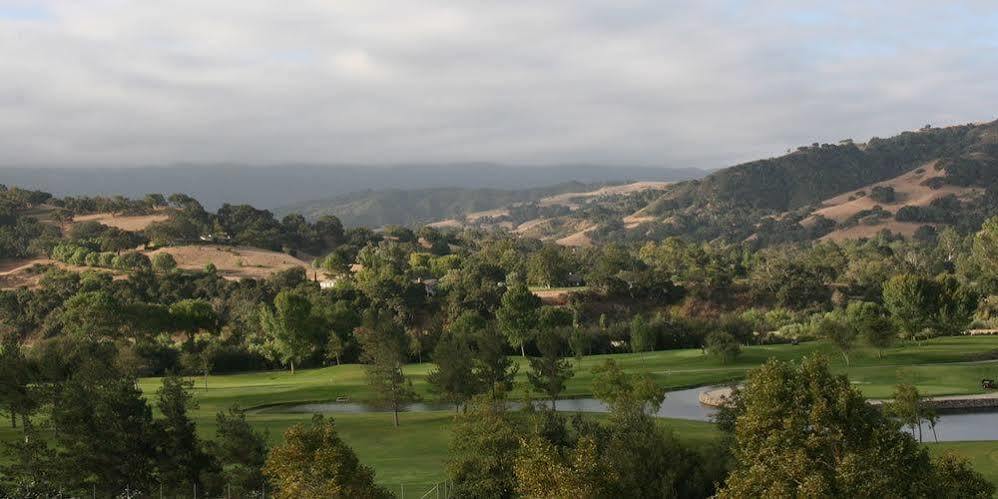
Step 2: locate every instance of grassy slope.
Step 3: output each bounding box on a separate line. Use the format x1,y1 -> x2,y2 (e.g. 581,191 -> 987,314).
137,335 -> 998,413
4,336 -> 998,486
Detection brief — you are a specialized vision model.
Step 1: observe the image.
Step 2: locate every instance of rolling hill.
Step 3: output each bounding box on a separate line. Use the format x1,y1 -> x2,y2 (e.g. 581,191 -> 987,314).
2,164 -> 707,211
411,119 -> 998,246
274,182 -> 607,227
609,120 -> 998,245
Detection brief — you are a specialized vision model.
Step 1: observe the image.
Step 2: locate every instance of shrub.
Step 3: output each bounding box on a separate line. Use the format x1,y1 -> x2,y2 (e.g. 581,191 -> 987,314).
84,252 -> 102,267
113,250 -> 151,271
706,331 -> 741,363
70,247 -> 91,266
869,186 -> 896,204
99,252 -> 116,267
152,252 -> 178,273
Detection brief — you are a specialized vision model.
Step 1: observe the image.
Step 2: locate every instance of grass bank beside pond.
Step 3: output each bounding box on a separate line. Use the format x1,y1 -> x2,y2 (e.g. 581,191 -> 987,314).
4,336 -> 998,485
134,335 -> 998,413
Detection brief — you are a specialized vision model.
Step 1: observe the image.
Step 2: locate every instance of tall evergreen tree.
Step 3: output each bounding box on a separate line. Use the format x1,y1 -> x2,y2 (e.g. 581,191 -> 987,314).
0,332 -> 34,429
154,373 -> 215,493
49,361 -> 158,494
205,405 -> 269,496
527,328 -> 574,410
427,332 -> 479,411
473,326 -> 519,398
358,311 -> 419,427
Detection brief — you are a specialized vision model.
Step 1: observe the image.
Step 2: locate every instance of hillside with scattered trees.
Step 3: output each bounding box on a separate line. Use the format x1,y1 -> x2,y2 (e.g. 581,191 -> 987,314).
2,120 -> 998,497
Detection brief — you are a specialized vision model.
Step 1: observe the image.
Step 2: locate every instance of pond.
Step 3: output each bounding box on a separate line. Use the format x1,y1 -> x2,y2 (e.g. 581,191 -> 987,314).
261,387 -> 998,443
256,386 -> 717,421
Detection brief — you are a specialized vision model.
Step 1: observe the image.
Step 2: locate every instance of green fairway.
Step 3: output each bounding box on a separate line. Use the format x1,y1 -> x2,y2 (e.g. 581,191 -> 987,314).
133,335 -> 998,412
5,335 -> 998,488
928,441 -> 998,487
129,335 -> 998,484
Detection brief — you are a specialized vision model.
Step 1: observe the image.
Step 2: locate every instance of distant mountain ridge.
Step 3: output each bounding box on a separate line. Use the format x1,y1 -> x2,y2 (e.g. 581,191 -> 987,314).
0,164 -> 707,211
276,182 -> 604,227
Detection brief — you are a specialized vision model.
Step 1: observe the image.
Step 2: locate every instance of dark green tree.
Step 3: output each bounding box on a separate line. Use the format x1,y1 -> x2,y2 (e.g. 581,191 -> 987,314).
629,314 -> 656,353
883,274 -> 939,343
59,290 -> 122,340
845,301 -> 895,358
205,405 -> 269,496
527,328 -> 574,410
473,326 -> 519,398
705,331 -> 741,364
427,332 -> 478,411
49,361 -> 158,494
358,311 -> 419,427
0,332 -> 34,429
816,314 -> 857,365
154,373 -> 215,493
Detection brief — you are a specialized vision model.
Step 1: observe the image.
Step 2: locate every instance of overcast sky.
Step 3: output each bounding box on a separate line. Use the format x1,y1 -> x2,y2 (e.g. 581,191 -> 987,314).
1,1 -> 996,169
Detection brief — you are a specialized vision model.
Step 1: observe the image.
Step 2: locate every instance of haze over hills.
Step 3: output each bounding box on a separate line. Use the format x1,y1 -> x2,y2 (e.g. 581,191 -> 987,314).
275,182 -> 606,228
0,164 -> 707,211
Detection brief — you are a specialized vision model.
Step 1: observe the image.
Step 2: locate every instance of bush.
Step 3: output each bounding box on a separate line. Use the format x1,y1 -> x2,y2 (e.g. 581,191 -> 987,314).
69,247 -> 91,265
152,252 -> 178,273
84,252 -> 102,267
99,252 -> 116,267
869,186 -> 896,204
705,331 -> 741,363
113,250 -> 152,271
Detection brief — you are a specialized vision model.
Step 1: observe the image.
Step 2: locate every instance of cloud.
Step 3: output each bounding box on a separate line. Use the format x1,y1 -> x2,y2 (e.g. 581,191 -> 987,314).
0,0 -> 996,168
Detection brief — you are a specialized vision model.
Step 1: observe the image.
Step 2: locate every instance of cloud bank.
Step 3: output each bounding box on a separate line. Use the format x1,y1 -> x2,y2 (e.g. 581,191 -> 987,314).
1,0 -> 996,168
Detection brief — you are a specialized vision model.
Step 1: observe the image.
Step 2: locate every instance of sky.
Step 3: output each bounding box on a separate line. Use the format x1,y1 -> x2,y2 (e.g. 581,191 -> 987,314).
1,0 -> 996,169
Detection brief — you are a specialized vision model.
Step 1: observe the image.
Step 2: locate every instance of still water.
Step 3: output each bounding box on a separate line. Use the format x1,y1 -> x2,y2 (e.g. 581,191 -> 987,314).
264,387 -> 998,442
259,386 -> 717,421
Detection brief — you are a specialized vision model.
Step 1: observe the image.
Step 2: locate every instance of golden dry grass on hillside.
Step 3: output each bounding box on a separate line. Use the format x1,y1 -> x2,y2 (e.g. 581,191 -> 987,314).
145,245 -> 315,280
799,162 -> 982,240
537,181 -> 671,208
73,211 -> 171,231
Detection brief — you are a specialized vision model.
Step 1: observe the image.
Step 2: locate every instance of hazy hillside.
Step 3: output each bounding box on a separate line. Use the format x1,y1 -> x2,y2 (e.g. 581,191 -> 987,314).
618,120 -> 998,244
414,120 -> 998,246
0,164 -> 707,211
276,182 -> 602,227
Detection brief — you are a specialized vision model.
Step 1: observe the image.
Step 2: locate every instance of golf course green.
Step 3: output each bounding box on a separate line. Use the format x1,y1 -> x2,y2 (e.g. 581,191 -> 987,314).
4,335 -> 998,491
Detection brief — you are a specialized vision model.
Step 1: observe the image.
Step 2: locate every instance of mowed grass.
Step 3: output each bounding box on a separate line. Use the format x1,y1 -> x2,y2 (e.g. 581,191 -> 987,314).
928,441 -> 998,487
136,335 -> 998,412
4,336 -> 998,486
